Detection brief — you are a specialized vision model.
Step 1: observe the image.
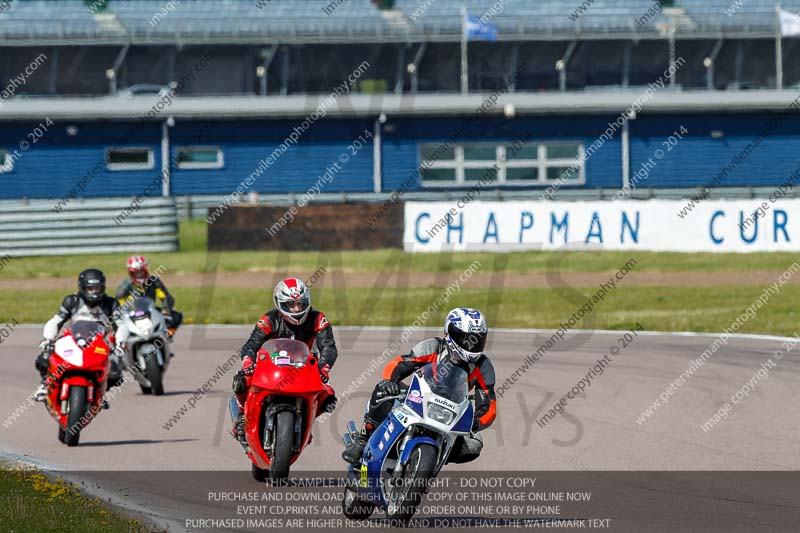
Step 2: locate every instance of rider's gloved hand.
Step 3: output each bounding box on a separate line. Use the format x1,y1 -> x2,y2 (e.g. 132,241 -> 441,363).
319,364 -> 331,383
241,356 -> 256,376
162,308 -> 172,317
474,388 -> 490,419
38,339 -> 53,352
378,379 -> 400,397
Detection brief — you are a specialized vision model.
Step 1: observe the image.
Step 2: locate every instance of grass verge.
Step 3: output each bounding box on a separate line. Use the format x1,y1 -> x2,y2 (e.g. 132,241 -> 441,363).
0,463 -> 161,533
0,220 -> 799,279
2,284 -> 797,336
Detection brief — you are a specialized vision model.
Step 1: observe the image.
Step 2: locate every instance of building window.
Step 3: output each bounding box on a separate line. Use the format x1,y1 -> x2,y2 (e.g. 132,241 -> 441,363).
0,150 -> 12,173
175,146 -> 224,169
419,142 -> 585,187
106,147 -> 154,171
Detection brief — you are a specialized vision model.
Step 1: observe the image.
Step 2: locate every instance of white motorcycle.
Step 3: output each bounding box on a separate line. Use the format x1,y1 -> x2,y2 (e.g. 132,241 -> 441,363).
120,297 -> 171,395
342,356 -> 474,524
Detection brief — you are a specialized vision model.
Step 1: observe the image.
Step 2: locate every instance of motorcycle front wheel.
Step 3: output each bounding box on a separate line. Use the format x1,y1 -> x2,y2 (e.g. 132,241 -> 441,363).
269,410 -> 294,485
342,485 -> 375,521
386,443 -> 437,525
63,386 -> 87,447
145,355 -> 164,396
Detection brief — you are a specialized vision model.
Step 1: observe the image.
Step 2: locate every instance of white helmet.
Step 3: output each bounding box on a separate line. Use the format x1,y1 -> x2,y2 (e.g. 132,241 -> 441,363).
273,278 -> 311,325
444,308 -> 488,363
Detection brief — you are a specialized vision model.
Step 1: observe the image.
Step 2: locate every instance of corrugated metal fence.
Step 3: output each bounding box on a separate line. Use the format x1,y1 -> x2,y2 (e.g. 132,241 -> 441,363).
0,198 -> 178,256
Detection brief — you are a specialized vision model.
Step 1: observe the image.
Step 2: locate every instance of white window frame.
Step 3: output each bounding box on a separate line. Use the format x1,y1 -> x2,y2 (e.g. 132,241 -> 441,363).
0,150 -> 13,173
539,143 -> 586,186
419,141 -> 586,187
175,145 -> 225,170
106,147 -> 155,171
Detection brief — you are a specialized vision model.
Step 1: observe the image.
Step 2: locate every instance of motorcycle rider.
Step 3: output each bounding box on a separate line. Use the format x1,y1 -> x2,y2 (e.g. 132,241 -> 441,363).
231,277 -> 338,447
116,255 -> 182,337
341,307 -> 496,465
34,269 -> 128,402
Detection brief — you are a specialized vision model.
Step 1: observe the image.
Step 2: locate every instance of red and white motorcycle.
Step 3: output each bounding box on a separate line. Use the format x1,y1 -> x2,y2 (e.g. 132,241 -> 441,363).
42,321 -> 111,446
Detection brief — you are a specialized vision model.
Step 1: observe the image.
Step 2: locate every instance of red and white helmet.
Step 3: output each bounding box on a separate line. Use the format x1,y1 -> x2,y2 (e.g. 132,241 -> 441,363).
273,278 -> 311,325
127,255 -> 150,285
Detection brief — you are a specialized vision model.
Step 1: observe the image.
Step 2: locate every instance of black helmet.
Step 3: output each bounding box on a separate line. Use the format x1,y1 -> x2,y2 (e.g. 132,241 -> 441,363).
78,269 -> 106,306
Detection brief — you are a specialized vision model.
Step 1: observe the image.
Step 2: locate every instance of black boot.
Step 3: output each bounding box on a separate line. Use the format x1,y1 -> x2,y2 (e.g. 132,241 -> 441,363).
343,420 -> 379,465
342,431 -> 369,465
33,378 -> 48,402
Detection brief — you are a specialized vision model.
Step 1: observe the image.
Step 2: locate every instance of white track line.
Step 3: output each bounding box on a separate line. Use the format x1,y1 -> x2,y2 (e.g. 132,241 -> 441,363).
13,324 -> 795,343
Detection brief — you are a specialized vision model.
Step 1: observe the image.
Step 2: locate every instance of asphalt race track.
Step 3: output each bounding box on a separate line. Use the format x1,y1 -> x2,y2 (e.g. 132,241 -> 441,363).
2,325 -> 799,532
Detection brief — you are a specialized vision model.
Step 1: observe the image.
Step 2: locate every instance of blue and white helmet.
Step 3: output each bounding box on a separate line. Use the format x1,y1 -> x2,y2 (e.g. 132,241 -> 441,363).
444,308 -> 488,364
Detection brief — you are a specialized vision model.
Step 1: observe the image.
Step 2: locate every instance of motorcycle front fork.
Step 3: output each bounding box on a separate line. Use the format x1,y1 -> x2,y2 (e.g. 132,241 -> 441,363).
263,397 -> 303,457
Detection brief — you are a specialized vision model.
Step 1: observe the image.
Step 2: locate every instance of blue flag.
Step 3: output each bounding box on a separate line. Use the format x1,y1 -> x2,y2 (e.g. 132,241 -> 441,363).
464,14 -> 498,42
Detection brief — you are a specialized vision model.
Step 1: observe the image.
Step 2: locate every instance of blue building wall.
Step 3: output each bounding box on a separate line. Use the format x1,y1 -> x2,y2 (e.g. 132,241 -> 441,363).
0,121 -> 163,199
629,113 -> 800,187
381,116 -> 622,191
169,119 -> 375,195
0,112 -> 798,199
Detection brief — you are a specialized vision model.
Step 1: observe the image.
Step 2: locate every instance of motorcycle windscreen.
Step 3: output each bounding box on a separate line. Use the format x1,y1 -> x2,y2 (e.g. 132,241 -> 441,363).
421,358 -> 469,403
54,335 -> 84,367
261,338 -> 311,365
70,320 -> 106,347
129,297 -> 155,318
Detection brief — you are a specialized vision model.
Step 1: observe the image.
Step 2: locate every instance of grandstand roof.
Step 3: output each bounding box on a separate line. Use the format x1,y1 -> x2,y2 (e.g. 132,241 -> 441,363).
0,90 -> 797,120
2,0 -> 800,45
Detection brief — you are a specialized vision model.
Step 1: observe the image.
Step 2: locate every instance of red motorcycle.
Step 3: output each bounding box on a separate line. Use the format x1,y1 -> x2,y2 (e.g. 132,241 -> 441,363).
43,321 -> 111,447
230,338 -> 334,483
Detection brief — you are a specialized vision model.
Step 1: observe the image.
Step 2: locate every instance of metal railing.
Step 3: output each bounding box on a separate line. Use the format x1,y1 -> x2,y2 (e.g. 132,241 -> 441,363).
0,197 -> 178,256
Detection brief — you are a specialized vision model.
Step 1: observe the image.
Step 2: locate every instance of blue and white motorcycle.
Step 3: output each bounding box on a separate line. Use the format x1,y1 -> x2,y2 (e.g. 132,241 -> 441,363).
341,357 -> 474,524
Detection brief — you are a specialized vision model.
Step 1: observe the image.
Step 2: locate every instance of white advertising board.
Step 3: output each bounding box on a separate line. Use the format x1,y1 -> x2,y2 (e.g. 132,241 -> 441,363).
404,199 -> 800,252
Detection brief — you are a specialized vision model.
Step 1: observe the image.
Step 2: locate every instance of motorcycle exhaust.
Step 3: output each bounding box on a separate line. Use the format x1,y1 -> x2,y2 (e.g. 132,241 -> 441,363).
228,396 -> 240,425
343,420 -> 358,446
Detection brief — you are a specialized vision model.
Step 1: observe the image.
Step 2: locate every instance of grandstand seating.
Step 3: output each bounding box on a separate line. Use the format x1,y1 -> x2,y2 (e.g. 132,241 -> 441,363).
0,1 -> 103,40
4,0 -> 800,42
111,0 -> 392,39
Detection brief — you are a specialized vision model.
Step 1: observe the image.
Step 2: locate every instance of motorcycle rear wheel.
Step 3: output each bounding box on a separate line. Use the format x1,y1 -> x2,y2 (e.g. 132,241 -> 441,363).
64,386 -> 87,447
386,443 -> 437,525
269,410 -> 294,485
